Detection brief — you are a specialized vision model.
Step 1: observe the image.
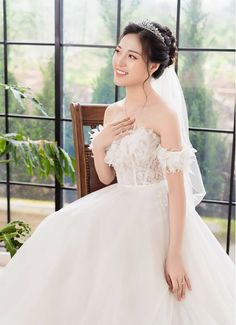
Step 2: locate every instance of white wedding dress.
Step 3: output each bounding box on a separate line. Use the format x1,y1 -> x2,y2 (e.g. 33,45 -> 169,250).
0,125 -> 235,325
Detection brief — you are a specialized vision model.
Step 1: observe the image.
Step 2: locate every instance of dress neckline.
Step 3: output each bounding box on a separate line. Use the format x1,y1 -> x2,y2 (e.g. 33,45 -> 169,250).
129,123 -> 161,141
108,124 -> 161,149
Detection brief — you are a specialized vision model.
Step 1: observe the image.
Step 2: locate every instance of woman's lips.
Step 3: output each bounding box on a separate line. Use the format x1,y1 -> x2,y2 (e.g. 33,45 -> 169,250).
115,69 -> 128,77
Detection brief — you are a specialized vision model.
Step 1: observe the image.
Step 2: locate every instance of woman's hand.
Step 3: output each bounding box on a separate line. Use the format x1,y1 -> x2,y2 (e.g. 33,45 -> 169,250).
164,252 -> 192,301
93,117 -> 135,151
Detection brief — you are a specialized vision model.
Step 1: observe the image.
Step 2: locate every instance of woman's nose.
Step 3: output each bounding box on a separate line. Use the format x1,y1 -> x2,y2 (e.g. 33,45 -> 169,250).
117,54 -> 127,67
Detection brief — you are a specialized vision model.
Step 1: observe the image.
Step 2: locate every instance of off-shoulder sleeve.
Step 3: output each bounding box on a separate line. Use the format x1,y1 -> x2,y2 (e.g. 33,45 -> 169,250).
156,144 -> 197,174
88,124 -> 104,151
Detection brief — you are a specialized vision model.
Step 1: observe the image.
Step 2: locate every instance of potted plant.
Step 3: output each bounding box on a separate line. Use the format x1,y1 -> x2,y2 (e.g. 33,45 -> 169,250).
0,83 -> 75,261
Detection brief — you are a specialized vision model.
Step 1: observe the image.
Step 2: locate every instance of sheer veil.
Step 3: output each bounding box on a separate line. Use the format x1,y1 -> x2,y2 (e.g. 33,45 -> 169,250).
151,65 -> 206,207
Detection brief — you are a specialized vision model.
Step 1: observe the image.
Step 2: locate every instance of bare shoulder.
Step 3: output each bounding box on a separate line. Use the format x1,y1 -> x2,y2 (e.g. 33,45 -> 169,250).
149,95 -> 182,148
157,104 -> 182,148
105,100 -> 122,113
148,96 -> 178,133
103,100 -> 124,126
158,103 -> 179,128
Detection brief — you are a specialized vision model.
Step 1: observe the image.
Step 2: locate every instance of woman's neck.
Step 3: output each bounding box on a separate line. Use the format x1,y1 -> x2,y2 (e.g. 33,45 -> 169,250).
124,81 -> 155,108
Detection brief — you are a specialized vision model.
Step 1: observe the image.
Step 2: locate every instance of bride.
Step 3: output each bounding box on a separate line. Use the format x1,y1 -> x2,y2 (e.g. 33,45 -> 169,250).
0,19 -> 235,325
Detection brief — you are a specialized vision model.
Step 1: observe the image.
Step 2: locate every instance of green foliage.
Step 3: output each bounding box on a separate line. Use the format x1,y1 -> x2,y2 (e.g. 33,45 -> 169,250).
0,83 -> 48,116
91,0 -> 142,104
92,51 -> 115,104
37,57 -> 55,117
0,220 -> 32,257
0,79 -> 75,255
0,79 -> 76,204
0,133 -> 75,185
181,0 -> 208,48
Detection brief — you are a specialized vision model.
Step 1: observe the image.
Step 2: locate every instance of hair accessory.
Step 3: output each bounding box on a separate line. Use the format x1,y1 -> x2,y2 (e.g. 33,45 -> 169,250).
136,19 -> 165,43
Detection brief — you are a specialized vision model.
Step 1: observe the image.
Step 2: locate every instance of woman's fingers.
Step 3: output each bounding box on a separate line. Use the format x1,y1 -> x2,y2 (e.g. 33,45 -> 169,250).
112,117 -> 135,127
164,270 -> 172,290
169,276 -> 191,301
113,119 -> 135,136
111,117 -> 132,127
174,279 -> 184,301
115,119 -> 135,131
185,274 -> 192,291
182,283 -> 186,299
177,282 -> 186,300
171,278 -> 179,295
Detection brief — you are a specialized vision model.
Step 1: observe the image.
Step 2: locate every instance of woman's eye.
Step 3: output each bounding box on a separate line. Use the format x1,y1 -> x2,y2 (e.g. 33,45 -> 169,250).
129,54 -> 137,60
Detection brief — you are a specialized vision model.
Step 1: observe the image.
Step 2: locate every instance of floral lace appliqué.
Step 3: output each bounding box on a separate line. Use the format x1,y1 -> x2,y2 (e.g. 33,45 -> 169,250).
88,126 -> 197,186
156,145 -> 197,175
88,124 -> 104,151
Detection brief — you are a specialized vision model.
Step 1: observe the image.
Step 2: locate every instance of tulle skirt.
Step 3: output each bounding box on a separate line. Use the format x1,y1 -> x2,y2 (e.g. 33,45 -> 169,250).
0,180 -> 235,325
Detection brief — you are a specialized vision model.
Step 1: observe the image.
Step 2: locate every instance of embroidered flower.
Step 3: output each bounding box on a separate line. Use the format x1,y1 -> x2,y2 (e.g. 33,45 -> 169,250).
156,145 -> 197,174
88,124 -> 104,150
104,128 -> 160,168
104,127 -> 165,185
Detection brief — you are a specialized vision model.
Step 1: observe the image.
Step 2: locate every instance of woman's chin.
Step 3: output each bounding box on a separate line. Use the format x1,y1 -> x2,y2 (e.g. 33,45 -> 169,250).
113,77 -> 128,87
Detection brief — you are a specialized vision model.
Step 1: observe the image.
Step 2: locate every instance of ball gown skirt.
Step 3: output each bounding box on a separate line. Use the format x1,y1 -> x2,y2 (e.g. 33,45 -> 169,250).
0,126 -> 235,325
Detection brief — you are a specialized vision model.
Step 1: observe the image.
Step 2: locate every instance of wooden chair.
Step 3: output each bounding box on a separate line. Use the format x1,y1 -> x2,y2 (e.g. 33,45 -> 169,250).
70,103 -> 117,198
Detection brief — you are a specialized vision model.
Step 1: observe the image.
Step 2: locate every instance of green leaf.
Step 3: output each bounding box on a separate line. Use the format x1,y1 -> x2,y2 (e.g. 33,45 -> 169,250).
0,83 -> 48,116
0,138 -> 6,154
0,133 -> 75,185
3,234 -> 17,257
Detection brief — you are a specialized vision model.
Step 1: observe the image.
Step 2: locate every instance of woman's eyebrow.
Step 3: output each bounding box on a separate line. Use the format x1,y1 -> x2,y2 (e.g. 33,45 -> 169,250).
116,45 -> 142,56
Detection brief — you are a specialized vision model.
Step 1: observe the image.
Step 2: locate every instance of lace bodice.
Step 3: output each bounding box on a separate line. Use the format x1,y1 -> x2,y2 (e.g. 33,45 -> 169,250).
89,125 -> 197,185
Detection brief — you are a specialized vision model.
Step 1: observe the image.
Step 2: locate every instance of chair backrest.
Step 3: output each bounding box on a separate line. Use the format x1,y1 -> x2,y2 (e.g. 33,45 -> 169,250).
70,103 -> 116,198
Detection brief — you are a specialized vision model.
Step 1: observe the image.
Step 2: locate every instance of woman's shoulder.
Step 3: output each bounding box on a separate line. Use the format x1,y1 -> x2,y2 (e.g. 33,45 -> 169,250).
148,95 -> 179,136
151,94 -> 178,122
104,100 -> 124,125
106,100 -> 124,112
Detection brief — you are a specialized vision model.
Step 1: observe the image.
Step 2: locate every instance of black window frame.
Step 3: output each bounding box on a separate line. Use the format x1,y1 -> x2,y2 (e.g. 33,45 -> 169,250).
0,0 -> 235,255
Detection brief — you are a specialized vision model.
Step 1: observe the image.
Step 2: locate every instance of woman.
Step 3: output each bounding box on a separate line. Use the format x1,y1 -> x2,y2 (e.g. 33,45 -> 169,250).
0,19 -> 235,325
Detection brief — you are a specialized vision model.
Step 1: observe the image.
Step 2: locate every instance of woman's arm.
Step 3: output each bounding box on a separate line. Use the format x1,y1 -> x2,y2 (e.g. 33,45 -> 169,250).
166,170 -> 186,255
91,105 -> 116,185
158,107 -> 192,301
159,109 -> 186,256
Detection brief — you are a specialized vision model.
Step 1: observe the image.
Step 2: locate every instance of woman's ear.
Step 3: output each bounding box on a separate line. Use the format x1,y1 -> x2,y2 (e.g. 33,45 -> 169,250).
149,63 -> 160,75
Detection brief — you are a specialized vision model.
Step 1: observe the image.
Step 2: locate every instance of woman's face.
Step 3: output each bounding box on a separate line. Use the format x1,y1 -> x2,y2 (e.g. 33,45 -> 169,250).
112,33 -> 150,87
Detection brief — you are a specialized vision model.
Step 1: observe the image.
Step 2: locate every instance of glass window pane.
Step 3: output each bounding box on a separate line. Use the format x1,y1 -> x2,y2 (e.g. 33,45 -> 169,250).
63,121 -> 92,188
0,117 -> 6,181
232,172 -> 235,204
180,0 -> 235,49
63,47 -> 115,118
8,117 -> 54,140
63,121 -> 76,188
121,0 -> 177,35
63,189 -> 77,206
191,131 -> 233,202
7,0 -> 54,43
8,118 -> 55,184
0,165 -> 6,182
63,0 -> 117,45
196,203 -> 235,263
10,185 -> 55,233
230,205 -> 235,262
0,115 -> 4,131
0,184 -> 7,228
0,45 -> 4,114
0,0 -> 3,41
178,51 -> 235,130
8,45 -> 55,116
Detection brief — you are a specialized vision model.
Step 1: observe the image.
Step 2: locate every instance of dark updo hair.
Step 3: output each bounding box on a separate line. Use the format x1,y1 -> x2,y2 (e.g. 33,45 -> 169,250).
120,21 -> 177,80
